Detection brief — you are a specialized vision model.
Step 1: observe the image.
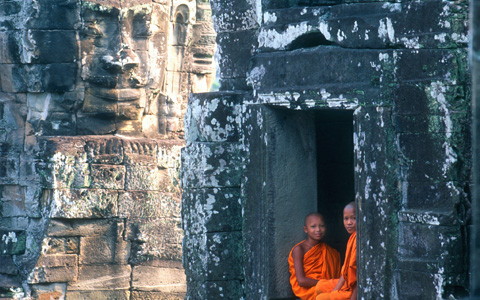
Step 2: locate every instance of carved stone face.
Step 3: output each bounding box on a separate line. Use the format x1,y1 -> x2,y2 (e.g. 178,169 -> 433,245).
79,1 -> 168,135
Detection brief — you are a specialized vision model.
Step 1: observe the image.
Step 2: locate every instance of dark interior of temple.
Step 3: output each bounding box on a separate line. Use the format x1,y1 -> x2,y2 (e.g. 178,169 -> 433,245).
316,109 -> 354,262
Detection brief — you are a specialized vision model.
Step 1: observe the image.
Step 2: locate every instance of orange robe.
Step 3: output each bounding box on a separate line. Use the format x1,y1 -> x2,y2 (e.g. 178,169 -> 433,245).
315,231 -> 357,300
288,241 -> 341,300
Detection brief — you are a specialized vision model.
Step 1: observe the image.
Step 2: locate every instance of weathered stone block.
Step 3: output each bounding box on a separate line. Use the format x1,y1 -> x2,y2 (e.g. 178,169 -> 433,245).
90,164 -> 125,189
260,1 -> 468,50
31,283 -> 66,300
126,207 -> 183,263
393,84 -> 469,116
42,189 -> 118,218
79,235 -> 130,265
185,92 -> 243,143
397,133 -> 466,182
67,290 -> 130,300
132,266 -> 186,293
0,156 -> 19,185
0,32 -> 20,64
0,255 -> 18,275
182,188 -> 241,233
76,116 -> 116,135
0,64 -> 27,92
39,112 -> 76,136
31,31 -> 77,63
0,230 -> 26,255
0,185 -> 26,217
394,270 -> 467,300
68,265 -> 131,290
210,0 -> 258,33
38,137 -> 86,163
85,138 -> 124,165
395,50 -> 467,83
46,219 -> 119,238
181,142 -> 242,188
216,30 -> 256,80
28,0 -> 79,30
251,49 -> 461,98
183,231 -> 243,281
393,112 -> 469,134
131,290 -> 185,300
123,139 -> 158,166
0,217 -> 28,231
399,181 -> 463,213
185,279 -> 243,300
398,222 -> 464,266
119,191 -> 180,220
43,63 -> 77,93
125,165 -> 168,191
0,273 -> 22,289
43,237 -> 79,255
29,254 -> 78,283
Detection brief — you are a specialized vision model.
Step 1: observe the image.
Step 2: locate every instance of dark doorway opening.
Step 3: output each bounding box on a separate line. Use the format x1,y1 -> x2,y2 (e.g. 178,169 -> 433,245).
315,109 -> 354,262
259,107 -> 355,299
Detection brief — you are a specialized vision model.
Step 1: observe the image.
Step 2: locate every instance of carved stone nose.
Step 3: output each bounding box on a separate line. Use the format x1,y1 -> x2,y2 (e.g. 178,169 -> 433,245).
119,48 -> 140,70
101,48 -> 140,73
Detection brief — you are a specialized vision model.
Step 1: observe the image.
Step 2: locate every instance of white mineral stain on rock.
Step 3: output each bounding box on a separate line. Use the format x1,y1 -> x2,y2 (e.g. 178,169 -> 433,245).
352,21 -> 358,33
258,22 -> 311,49
382,2 -> 402,12
320,89 -> 331,100
337,29 -> 346,42
427,81 -> 457,177
378,18 -> 395,43
399,37 -> 420,49
318,21 -> 332,40
434,33 -> 447,43
263,11 -> 277,23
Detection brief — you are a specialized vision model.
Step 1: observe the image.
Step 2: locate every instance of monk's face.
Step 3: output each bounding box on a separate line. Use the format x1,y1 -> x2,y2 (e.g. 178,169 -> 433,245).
343,206 -> 356,234
303,215 -> 326,241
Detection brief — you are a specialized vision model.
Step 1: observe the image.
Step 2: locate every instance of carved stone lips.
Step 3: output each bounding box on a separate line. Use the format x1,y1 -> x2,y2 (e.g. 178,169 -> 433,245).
89,87 -> 141,101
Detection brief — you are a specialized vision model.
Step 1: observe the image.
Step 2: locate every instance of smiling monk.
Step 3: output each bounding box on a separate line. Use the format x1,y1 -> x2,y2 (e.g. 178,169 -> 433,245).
315,202 -> 357,300
288,212 -> 341,300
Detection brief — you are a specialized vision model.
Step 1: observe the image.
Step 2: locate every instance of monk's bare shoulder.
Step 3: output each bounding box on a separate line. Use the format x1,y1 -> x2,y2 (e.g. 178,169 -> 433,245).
292,241 -> 306,260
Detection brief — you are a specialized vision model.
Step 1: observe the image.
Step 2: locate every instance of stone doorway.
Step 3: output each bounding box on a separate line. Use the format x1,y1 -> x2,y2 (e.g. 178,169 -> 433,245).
259,106 -> 355,299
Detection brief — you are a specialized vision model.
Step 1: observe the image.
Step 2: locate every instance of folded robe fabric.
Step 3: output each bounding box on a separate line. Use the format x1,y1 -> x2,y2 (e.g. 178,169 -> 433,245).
288,241 -> 341,300
315,231 -> 357,300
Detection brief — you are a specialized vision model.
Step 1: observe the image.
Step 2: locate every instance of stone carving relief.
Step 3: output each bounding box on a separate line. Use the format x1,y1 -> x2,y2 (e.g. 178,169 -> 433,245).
0,0 -> 215,298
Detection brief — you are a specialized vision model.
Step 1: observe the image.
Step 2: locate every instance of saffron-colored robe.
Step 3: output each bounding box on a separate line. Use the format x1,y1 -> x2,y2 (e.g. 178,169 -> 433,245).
315,231 -> 357,300
288,241 -> 341,300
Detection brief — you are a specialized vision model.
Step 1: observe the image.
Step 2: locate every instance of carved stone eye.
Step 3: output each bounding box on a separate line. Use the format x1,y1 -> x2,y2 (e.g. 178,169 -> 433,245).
132,16 -> 152,38
83,23 -> 103,38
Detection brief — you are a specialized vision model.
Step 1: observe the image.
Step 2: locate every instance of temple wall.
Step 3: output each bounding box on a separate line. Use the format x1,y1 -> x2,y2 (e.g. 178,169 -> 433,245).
0,0 -> 215,299
182,0 -> 471,299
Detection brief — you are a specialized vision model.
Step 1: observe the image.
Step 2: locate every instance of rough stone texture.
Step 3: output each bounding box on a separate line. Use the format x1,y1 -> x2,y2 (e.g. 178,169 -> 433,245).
0,0 -> 215,298
471,1 -> 480,297
181,0 -> 471,299
132,265 -> 186,293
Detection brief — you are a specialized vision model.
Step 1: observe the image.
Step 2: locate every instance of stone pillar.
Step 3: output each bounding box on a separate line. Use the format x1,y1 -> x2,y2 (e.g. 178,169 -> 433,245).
471,0 -> 480,297
181,92 -> 244,299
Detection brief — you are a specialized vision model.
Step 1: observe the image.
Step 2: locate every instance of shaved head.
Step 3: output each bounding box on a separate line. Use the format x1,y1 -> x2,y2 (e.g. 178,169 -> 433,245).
344,202 -> 356,211
304,212 -> 325,226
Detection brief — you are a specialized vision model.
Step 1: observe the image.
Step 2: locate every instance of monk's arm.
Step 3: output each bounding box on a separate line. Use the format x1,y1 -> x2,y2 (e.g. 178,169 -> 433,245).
332,275 -> 345,291
292,246 -> 319,288
350,284 -> 357,300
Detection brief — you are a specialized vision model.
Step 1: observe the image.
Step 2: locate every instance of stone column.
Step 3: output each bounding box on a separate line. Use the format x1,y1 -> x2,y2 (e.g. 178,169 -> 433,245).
471,0 -> 480,297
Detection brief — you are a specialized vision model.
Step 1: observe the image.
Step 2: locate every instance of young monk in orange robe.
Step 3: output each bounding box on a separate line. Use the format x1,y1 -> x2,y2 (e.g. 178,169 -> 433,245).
315,202 -> 357,300
288,212 -> 341,300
